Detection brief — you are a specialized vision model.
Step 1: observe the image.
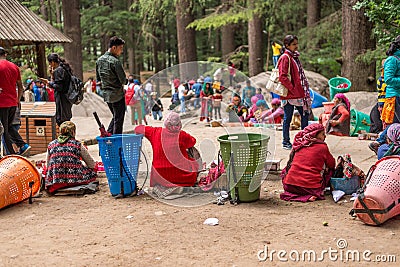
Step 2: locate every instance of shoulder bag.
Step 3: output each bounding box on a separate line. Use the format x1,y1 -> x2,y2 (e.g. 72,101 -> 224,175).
266,54 -> 291,97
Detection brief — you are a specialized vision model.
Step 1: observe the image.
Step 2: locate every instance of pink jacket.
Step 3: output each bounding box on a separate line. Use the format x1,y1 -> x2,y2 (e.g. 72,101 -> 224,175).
278,52 -> 305,100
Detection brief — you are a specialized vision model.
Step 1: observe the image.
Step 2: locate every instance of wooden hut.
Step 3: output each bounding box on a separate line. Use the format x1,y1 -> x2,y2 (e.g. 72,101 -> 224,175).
0,0 -> 72,78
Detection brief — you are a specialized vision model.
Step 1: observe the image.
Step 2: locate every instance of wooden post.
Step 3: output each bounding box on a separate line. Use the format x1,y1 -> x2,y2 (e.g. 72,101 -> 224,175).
266,31 -> 270,72
36,42 -> 47,78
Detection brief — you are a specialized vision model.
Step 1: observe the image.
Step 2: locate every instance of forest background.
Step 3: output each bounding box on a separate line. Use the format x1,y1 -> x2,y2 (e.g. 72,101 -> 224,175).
15,0 -> 400,94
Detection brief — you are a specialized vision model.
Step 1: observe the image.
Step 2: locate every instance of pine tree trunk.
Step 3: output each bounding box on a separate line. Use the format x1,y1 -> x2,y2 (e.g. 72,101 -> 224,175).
307,0 -> 321,27
62,0 -> 83,80
221,0 -> 235,60
248,10 -> 264,76
176,0 -> 197,79
342,0 -> 376,92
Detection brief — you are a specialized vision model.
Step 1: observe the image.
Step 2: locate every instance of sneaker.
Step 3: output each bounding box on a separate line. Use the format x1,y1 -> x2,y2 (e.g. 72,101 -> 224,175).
19,144 -> 31,156
368,141 -> 379,155
282,143 -> 292,150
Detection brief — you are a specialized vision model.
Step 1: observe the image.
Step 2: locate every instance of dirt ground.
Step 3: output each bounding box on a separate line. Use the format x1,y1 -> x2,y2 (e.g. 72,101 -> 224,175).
1,105 -> 399,267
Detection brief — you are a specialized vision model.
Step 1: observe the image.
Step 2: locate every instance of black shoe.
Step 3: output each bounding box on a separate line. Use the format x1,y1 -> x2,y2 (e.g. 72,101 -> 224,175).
282,143 -> 292,150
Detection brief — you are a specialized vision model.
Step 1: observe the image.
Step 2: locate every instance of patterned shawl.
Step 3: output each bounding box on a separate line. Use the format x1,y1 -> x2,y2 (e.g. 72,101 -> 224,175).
285,49 -> 311,114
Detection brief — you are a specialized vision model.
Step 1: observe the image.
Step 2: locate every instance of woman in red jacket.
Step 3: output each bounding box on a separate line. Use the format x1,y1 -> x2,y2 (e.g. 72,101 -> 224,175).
278,35 -> 312,150
280,124 -> 335,202
134,112 -> 198,188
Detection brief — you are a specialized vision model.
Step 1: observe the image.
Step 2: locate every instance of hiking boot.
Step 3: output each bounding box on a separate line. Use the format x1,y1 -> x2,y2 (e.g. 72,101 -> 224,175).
18,144 -> 31,156
368,141 -> 379,155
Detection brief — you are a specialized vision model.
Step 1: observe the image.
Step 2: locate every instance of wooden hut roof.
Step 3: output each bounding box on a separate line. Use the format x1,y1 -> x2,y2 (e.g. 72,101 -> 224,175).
0,0 -> 72,46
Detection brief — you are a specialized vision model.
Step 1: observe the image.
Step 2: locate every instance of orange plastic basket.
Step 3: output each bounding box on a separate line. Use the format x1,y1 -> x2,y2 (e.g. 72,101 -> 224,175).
352,156 -> 400,225
0,155 -> 41,210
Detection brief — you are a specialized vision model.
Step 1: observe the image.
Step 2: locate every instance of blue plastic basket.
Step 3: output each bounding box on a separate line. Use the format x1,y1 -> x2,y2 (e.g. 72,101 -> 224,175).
97,134 -> 143,196
330,176 -> 360,195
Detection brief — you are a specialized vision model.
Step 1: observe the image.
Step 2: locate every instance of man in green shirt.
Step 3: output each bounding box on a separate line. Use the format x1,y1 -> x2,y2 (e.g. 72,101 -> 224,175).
96,36 -> 127,134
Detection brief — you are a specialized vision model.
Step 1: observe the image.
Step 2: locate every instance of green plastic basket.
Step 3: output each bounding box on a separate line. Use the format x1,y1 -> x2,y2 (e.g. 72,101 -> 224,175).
350,109 -> 371,137
329,77 -> 351,100
217,133 -> 270,202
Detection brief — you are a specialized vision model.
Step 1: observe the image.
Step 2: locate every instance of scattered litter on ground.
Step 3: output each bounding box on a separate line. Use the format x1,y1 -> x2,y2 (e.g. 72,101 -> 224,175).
203,218 -> 219,226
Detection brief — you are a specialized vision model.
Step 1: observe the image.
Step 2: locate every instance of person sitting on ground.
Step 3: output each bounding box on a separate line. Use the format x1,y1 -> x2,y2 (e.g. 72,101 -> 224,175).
45,121 -> 97,194
250,100 -> 269,124
134,112 -> 198,188
325,93 -> 351,136
261,98 -> 284,124
243,95 -> 260,122
377,123 -> 400,160
226,95 -> 247,123
280,124 -> 335,202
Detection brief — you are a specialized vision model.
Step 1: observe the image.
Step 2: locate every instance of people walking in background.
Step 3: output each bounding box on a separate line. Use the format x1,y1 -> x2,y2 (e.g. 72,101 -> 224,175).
241,80 -> 256,108
228,61 -> 236,86
96,36 -> 127,134
150,92 -> 163,121
279,35 -> 311,150
212,89 -> 223,120
271,41 -> 282,68
0,46 -> 29,155
23,81 -> 35,102
200,82 -> 213,122
40,53 -> 73,126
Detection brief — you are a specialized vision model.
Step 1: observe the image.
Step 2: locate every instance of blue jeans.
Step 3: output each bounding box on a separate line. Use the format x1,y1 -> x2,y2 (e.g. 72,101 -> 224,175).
376,127 -> 389,144
152,110 -> 163,120
273,55 -> 280,68
180,97 -> 186,113
282,103 -> 309,144
194,97 -> 200,109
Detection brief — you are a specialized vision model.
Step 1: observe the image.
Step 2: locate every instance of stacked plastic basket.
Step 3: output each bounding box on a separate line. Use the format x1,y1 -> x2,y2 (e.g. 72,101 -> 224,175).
97,134 -> 143,197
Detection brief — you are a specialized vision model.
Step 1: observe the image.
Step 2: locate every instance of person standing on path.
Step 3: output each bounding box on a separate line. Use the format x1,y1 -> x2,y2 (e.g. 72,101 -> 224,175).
271,41 -> 282,68
96,36 -> 127,134
40,53 -> 73,126
0,47 -> 30,155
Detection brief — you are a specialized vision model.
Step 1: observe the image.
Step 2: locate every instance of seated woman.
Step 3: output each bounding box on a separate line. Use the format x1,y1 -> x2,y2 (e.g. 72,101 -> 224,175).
326,93 -> 351,136
250,100 -> 269,124
377,123 -> 400,160
280,124 -> 335,202
261,98 -> 284,124
226,95 -> 248,122
134,112 -> 198,188
45,121 -> 97,193
243,96 -> 260,122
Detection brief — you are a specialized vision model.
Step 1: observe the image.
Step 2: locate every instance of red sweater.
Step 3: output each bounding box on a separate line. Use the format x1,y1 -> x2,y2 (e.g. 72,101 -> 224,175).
284,143 -> 335,189
278,52 -> 305,100
134,125 -> 198,187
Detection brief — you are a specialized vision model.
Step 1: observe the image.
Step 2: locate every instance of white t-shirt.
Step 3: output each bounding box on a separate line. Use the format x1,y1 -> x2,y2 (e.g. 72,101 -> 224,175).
145,82 -> 153,94
178,84 -> 186,98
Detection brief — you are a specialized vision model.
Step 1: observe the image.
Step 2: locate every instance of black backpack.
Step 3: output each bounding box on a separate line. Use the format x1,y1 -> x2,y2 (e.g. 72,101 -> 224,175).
62,66 -> 84,105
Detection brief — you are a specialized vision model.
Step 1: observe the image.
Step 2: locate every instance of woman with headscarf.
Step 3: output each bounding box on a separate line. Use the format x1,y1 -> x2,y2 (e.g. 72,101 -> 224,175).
279,35 -> 312,150
134,112 -> 198,188
377,123 -> 400,160
326,93 -> 351,136
280,124 -> 335,202
45,121 -> 97,193
200,82 -> 214,122
261,98 -> 284,124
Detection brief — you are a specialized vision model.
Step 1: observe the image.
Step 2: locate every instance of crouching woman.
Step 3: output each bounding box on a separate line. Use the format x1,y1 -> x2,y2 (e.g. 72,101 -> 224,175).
280,124 -> 335,202
45,121 -> 97,193
134,112 -> 198,187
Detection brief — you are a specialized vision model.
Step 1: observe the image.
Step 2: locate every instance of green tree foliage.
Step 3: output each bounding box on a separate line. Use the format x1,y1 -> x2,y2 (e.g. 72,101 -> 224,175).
354,0 -> 400,44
